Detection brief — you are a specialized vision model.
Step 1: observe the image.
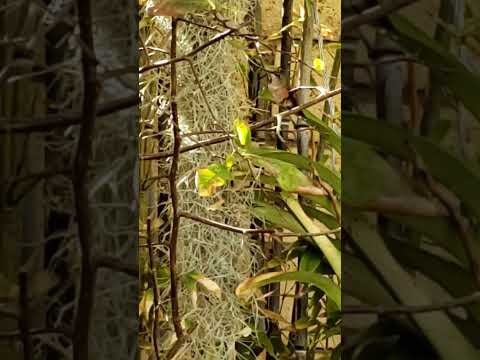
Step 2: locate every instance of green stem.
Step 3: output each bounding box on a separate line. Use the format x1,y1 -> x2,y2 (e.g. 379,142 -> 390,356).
283,193 -> 341,280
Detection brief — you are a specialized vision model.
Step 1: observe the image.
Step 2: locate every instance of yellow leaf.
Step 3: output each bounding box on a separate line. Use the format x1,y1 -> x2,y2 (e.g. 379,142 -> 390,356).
195,167 -> 225,197
313,58 -> 325,73
235,272 -> 283,301
234,119 -> 252,146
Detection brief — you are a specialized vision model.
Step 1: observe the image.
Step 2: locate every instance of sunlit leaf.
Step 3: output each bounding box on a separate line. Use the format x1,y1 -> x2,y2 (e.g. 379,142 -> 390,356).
236,271 -> 341,309
139,288 -> 154,321
225,153 -> 235,169
313,57 -> 325,73
246,154 -> 322,195
234,118 -> 252,146
185,271 -> 222,298
195,163 -> 230,197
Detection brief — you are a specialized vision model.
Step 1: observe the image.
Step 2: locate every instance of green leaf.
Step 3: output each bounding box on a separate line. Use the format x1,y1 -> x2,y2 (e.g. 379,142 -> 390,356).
195,163 -> 230,197
257,331 -> 277,358
249,148 -> 341,196
344,209 -> 478,360
234,118 -> 252,146
314,161 -> 341,195
342,137 -> 414,207
390,14 -> 480,121
283,194 -> 341,278
252,202 -> 306,234
246,154 -> 315,193
299,250 -> 322,272
302,205 -> 338,229
387,239 -> 480,323
343,112 -> 480,223
302,109 -> 341,153
248,148 -> 311,170
236,271 -> 341,309
259,87 -> 274,102
342,252 -> 396,307
225,153 -> 235,169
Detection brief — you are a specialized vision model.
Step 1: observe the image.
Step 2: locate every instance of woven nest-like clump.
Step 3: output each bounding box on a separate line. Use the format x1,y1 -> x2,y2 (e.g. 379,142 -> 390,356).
139,1 -> 263,359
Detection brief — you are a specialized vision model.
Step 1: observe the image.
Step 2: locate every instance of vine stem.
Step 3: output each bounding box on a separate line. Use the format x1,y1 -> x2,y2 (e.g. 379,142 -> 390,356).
168,17 -> 184,340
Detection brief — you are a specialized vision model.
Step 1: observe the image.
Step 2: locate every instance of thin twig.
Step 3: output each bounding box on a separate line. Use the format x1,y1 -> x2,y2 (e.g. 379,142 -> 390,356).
72,1 -> 98,359
179,213 -> 275,235
168,17 -> 184,340
140,88 -> 341,160
140,24 -> 245,73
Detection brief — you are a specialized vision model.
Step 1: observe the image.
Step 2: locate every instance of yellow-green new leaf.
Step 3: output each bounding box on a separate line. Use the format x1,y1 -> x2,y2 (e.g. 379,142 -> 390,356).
195,163 -> 230,197
313,58 -> 325,73
234,118 -> 252,146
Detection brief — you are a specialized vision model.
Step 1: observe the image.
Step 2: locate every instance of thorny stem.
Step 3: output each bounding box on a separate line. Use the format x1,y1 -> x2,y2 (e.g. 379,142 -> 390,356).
169,17 -> 184,340
72,0 -> 98,359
